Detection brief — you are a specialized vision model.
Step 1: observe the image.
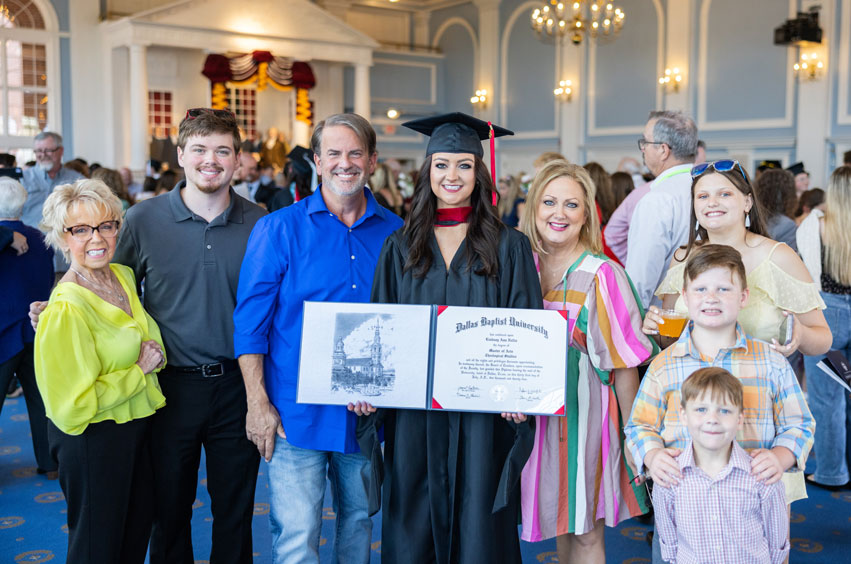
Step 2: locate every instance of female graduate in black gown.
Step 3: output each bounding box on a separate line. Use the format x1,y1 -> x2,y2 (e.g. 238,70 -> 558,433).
356,113 -> 543,563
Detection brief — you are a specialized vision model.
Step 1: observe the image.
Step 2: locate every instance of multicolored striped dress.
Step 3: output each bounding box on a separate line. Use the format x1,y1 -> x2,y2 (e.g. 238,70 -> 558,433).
520,251 -> 655,540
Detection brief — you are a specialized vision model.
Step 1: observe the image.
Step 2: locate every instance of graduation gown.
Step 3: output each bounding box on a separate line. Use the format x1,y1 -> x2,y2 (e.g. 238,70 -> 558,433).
358,226 -> 543,564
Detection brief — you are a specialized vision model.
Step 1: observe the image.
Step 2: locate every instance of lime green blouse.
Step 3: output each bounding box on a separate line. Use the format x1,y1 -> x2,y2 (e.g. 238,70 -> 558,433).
655,243 -> 826,344
34,264 -> 166,435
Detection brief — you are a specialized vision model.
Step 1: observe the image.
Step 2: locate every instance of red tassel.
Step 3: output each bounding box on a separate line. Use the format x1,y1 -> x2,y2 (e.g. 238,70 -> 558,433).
488,121 -> 497,206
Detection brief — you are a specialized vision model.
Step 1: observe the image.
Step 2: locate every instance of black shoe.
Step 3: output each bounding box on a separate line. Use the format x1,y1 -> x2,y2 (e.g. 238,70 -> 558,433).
36,468 -> 59,478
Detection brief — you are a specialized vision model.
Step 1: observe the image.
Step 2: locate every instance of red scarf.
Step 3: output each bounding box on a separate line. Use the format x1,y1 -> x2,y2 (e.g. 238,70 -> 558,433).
434,206 -> 472,226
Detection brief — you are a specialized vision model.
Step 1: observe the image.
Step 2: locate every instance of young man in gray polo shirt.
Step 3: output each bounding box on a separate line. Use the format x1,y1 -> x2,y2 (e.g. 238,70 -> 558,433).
115,109 -> 266,563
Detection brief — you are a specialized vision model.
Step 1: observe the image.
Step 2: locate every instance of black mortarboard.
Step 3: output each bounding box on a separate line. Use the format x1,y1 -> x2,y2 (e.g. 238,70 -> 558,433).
287,146 -> 314,177
786,162 -> 808,176
402,112 -> 513,158
757,160 -> 782,172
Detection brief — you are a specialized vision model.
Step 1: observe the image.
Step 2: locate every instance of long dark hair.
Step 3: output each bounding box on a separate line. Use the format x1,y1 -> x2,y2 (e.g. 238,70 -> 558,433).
583,162 -> 616,224
404,154 -> 502,278
795,188 -> 825,217
755,169 -> 797,220
284,160 -> 313,200
678,167 -> 768,261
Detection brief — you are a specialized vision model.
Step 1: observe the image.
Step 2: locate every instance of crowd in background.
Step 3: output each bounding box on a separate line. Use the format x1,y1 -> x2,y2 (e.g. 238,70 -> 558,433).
2,108 -> 851,564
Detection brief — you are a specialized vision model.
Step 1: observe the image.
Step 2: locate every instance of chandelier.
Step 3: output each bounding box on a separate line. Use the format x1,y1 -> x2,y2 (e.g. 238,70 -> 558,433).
531,1 -> 625,44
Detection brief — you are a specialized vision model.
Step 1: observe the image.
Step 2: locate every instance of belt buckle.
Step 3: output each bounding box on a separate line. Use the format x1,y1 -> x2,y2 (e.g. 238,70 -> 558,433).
200,363 -> 224,378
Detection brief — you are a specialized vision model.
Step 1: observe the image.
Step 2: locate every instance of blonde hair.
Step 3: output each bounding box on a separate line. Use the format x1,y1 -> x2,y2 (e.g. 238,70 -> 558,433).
370,162 -> 402,208
496,175 -> 523,219
823,166 -> 851,285
521,160 -> 602,256
40,179 -> 124,261
533,151 -> 567,170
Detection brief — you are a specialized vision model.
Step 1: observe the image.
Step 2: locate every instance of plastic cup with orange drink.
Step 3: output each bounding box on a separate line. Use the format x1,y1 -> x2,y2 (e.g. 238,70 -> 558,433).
658,309 -> 688,338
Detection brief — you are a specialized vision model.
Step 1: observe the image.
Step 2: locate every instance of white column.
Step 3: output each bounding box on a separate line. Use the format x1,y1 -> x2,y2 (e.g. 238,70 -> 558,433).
558,37 -> 585,162
101,45 -> 116,168
795,0 -> 834,187
353,63 -> 371,121
312,62 -> 345,123
473,0 -> 500,123
293,121 -> 311,148
128,43 -> 149,171
663,0 -> 692,112
413,11 -> 430,48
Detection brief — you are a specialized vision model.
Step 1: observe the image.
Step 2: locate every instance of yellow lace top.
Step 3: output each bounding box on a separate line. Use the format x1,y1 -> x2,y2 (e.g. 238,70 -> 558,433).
655,243 -> 826,344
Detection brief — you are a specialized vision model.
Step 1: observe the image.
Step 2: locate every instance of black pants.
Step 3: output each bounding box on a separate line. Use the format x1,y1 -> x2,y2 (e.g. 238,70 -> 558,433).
149,368 -> 260,564
0,343 -> 55,472
48,417 -> 153,564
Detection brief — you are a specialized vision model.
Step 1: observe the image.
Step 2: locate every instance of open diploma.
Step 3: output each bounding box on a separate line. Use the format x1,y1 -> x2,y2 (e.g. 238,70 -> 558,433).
297,301 -> 433,410
296,302 -> 568,415
431,306 -> 567,415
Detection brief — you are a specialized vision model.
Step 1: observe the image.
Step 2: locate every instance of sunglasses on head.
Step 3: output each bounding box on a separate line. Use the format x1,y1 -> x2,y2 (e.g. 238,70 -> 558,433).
184,108 -> 236,121
691,159 -> 748,180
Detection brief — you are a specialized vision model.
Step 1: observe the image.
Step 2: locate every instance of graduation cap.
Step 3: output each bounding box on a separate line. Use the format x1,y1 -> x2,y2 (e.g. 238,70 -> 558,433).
757,160 -> 782,172
786,162 -> 808,176
402,112 -> 513,159
403,113 -> 513,205
287,145 -> 314,177
286,145 -> 318,201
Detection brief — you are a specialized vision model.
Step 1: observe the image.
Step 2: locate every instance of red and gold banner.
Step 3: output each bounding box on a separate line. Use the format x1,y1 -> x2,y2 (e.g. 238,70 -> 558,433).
201,51 -> 316,125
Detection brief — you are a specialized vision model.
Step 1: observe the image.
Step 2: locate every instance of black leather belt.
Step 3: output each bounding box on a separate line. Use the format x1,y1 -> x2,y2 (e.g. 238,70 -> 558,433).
170,359 -> 239,378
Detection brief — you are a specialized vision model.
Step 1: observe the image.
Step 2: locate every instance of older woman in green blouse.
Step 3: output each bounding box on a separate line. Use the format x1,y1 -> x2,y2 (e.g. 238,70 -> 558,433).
35,179 -> 166,564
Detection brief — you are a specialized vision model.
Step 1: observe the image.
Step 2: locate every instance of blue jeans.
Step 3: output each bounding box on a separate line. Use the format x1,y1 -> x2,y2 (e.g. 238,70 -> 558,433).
803,291 -> 851,486
651,524 -> 664,564
266,436 -> 372,564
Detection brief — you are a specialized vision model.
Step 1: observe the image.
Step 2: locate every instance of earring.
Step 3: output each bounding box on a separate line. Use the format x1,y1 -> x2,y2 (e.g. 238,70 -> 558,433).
745,214 -> 751,228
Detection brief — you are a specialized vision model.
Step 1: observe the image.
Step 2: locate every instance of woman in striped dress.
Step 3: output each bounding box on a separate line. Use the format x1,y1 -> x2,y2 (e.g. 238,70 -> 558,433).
518,160 -> 656,563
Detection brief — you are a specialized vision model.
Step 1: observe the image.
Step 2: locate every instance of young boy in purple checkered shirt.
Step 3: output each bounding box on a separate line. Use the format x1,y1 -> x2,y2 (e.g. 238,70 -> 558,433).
653,367 -> 789,564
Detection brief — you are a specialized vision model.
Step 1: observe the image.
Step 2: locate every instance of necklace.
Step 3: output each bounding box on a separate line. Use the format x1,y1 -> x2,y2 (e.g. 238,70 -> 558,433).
540,246 -> 586,283
70,267 -> 125,302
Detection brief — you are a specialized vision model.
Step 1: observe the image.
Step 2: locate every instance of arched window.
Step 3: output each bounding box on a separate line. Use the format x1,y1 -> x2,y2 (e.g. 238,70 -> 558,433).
0,0 -> 57,159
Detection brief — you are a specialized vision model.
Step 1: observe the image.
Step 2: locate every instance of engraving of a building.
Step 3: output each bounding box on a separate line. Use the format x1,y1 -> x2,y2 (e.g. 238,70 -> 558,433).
331,318 -> 395,394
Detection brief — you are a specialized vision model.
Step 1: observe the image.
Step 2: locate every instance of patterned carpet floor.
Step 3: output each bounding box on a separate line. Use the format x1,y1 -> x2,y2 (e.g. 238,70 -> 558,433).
1,395 -> 849,563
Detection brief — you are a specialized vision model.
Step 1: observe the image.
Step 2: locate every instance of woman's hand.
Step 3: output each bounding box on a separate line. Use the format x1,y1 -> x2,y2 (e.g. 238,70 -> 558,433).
769,310 -> 799,357
347,401 -> 377,416
11,231 -> 28,255
642,305 -> 663,336
136,340 -> 165,374
500,412 -> 527,423
29,301 -> 47,331
771,308 -> 832,357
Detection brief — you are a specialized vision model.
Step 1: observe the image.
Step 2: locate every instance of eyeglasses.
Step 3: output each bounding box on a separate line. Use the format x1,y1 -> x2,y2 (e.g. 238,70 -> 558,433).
63,220 -> 120,241
637,138 -> 666,151
184,108 -> 236,121
34,147 -> 61,156
691,159 -> 747,180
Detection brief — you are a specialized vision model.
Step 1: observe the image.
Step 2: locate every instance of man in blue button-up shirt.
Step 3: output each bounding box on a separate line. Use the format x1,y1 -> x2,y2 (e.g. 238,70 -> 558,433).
21,131 -> 84,275
234,113 -> 402,564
